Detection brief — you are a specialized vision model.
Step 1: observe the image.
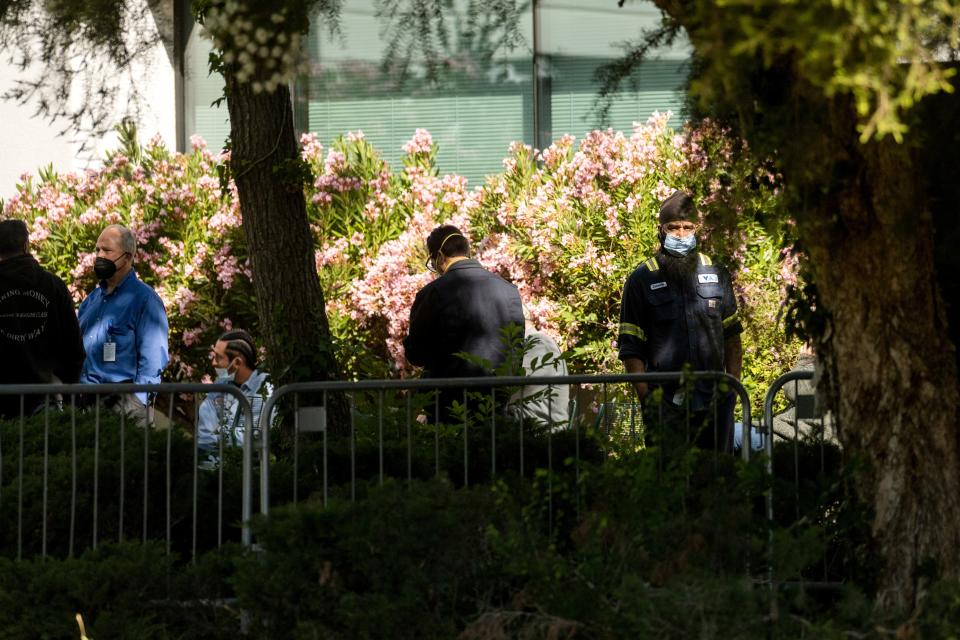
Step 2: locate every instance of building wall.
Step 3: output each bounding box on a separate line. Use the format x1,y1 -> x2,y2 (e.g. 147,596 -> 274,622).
0,0 -> 177,199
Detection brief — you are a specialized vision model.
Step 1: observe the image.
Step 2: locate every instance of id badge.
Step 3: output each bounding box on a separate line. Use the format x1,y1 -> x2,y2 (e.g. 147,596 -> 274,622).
103,340 -> 117,363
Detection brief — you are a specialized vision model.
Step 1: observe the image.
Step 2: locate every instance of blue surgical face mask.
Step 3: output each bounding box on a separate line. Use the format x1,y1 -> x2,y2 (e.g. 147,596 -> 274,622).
663,233 -> 697,257
214,358 -> 239,383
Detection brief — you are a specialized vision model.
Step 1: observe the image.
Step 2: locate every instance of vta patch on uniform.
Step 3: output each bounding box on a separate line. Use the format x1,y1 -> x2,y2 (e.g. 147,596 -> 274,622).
697,273 -> 719,284
650,282 -> 668,290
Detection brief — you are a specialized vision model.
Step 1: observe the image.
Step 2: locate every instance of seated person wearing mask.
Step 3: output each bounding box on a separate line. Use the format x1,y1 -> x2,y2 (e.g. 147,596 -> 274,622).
197,330 -> 272,456
510,305 -> 570,431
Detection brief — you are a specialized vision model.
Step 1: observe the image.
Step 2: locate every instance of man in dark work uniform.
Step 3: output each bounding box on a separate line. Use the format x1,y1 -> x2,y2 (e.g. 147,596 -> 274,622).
618,191 -> 743,452
404,225 -> 524,422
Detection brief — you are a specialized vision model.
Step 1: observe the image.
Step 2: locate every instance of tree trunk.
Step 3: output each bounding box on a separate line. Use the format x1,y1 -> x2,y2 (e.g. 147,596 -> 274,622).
224,77 -> 347,430
803,137 -> 960,611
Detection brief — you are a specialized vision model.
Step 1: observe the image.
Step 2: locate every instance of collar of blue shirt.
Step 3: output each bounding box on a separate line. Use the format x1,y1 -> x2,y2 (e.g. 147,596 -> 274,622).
100,268 -> 139,296
239,369 -> 270,396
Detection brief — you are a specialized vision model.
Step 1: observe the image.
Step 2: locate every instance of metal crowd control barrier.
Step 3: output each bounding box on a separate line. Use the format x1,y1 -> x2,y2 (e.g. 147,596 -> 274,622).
763,370 -> 841,592
258,371 -> 752,516
0,383 -> 255,560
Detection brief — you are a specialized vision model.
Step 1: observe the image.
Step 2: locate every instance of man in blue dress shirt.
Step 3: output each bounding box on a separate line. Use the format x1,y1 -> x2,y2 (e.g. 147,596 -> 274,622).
78,224 -> 169,423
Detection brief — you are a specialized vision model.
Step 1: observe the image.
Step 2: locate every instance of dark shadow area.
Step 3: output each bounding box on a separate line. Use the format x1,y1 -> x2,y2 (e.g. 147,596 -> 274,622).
918,71 -> 960,373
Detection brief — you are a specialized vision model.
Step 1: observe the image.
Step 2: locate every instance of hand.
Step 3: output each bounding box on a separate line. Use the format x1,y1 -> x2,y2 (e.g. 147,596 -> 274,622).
622,357 -> 648,401
633,382 -> 648,401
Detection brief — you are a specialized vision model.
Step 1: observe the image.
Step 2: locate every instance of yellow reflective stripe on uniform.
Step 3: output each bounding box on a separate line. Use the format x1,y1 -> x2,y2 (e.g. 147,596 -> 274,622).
698,253 -> 712,266
643,257 -> 659,272
722,311 -> 739,328
619,322 -> 646,340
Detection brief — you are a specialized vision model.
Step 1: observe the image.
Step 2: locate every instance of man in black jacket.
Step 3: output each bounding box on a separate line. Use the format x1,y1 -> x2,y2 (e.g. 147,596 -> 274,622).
0,220 -> 85,419
404,225 -> 524,422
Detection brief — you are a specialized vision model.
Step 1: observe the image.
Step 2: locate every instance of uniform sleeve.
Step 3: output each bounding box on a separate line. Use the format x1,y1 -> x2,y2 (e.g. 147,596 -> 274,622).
52,277 -> 85,384
134,290 -> 169,390
403,285 -> 439,368
720,268 -> 743,338
617,270 -> 649,362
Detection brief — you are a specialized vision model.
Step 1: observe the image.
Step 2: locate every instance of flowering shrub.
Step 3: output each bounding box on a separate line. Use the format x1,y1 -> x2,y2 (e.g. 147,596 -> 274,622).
2,115 -> 798,403
3,131 -> 256,381
315,115 -> 800,403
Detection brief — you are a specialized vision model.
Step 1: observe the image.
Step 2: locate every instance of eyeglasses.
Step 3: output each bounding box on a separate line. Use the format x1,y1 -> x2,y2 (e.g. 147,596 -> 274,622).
425,253 -> 439,273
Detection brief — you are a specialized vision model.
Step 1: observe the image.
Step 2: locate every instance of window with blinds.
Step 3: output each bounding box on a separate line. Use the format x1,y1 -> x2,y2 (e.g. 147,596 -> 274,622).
180,1 -> 690,181
183,15 -> 230,151
538,0 -> 689,141
302,1 -> 534,186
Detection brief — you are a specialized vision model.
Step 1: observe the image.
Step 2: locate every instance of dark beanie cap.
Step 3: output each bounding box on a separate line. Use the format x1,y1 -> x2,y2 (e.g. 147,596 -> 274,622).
658,191 -> 697,225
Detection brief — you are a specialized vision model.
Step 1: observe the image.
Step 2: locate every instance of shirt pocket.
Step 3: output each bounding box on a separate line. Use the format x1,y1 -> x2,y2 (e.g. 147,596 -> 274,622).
647,288 -> 678,322
106,324 -> 136,365
696,283 -> 723,317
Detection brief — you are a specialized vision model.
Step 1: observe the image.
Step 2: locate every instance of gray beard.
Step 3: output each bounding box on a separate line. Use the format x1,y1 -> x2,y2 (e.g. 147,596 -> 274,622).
657,249 -> 698,282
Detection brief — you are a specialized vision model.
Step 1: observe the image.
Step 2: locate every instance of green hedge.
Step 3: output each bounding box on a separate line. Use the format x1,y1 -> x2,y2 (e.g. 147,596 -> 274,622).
0,404 -> 914,638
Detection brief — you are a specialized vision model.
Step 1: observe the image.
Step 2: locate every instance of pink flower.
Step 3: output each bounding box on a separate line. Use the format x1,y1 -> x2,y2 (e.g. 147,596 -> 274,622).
196,175 -> 221,196
350,231 -> 365,250
653,181 -> 674,203
603,206 -> 622,236
145,133 -> 166,154
541,135 -> 575,168
78,208 -> 103,225
300,133 -> 323,162
174,286 -> 199,315
132,220 -> 162,244
213,246 -> 243,290
68,283 -> 84,304
178,361 -> 196,379
324,150 -> 347,173
70,252 -> 96,282
208,207 -> 242,232
315,237 -> 350,268
312,191 -> 333,206
182,327 -> 204,347
157,289 -> 174,312
403,128 -> 433,155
